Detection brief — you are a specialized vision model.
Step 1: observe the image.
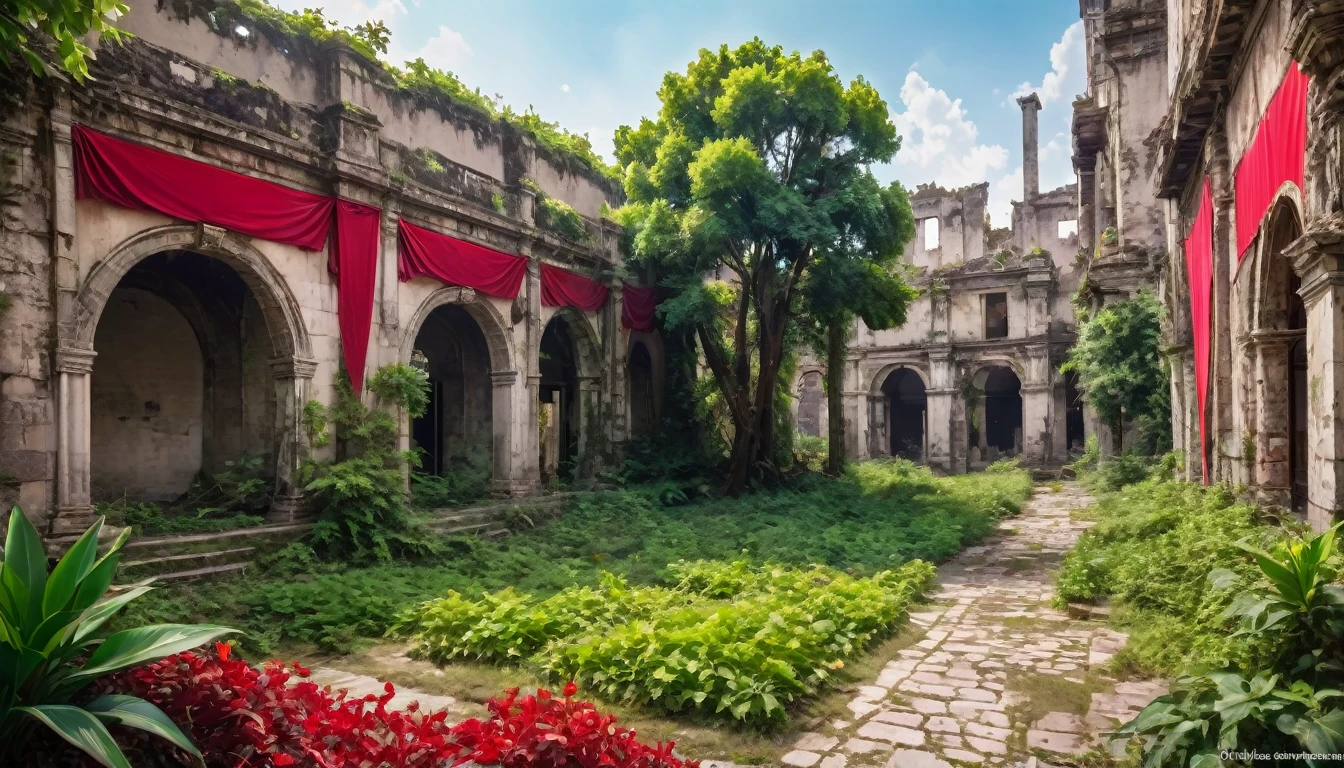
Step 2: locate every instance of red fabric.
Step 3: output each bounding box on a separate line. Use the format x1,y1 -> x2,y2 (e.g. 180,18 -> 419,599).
329,201 -> 382,394
1185,179 -> 1214,484
621,284 -> 658,332
397,219 -> 528,299
72,125 -> 380,394
1234,61 -> 1308,258
72,125 -> 334,250
541,264 -> 609,312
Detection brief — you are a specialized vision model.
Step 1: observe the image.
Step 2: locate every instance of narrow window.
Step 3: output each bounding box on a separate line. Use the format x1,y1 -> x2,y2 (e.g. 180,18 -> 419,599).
984,293 -> 1008,339
924,217 -> 941,250
1058,220 -> 1078,239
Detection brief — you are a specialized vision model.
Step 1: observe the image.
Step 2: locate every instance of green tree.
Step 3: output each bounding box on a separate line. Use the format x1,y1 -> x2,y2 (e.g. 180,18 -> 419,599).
1,1 -> 127,82
799,181 -> 918,474
1062,290 -> 1171,455
612,39 -> 902,492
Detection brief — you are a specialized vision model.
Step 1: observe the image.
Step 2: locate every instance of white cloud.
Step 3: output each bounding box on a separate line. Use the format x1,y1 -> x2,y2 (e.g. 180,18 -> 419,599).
890,71 -> 1009,189
1012,21 -> 1085,106
407,25 -> 473,72
561,83 -> 570,93
990,167 -> 1023,229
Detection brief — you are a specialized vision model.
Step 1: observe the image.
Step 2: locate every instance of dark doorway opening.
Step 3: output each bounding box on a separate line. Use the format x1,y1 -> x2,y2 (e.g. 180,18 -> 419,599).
540,316 -> 582,482
1064,370 -> 1085,452
409,304 -> 493,480
882,369 -> 927,460
983,367 -> 1023,455
629,341 -> 656,438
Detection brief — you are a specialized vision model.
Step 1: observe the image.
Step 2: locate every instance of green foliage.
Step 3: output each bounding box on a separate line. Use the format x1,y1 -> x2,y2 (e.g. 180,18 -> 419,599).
794,435 -> 828,472
521,178 -> 592,242
1062,290 -> 1171,454
99,501 -> 265,537
97,456 -> 271,535
410,469 -> 491,509
0,0 -> 127,82
303,365 -> 437,563
1114,524 -> 1344,767
397,561 -> 936,728
206,1 -> 389,61
303,399 -> 330,448
1055,478 -> 1286,677
118,462 -> 1032,655
0,508 -> 236,767
612,39 -> 907,491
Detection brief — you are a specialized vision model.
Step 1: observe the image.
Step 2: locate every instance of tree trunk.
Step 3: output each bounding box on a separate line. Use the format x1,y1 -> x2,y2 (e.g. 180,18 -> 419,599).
825,320 -> 848,475
1111,415 -> 1124,455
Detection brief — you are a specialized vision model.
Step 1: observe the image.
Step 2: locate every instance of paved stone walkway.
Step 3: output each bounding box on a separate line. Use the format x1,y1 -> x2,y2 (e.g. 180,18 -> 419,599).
759,483 -> 1165,768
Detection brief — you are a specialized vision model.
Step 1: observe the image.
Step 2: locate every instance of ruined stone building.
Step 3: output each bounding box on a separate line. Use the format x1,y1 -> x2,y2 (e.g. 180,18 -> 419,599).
0,3 -> 664,542
1158,0 -> 1344,530
792,0 -> 1167,473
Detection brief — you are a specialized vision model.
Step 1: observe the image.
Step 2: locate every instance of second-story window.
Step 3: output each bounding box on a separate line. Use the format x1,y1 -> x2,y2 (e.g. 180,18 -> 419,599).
985,293 -> 1008,339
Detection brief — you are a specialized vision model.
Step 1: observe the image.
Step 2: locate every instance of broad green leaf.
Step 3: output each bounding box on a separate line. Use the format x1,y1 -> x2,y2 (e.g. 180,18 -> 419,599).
44,517 -> 104,618
85,694 -> 203,762
1190,752 -> 1223,768
70,586 -> 152,647
15,704 -> 133,768
1300,708 -> 1344,752
65,623 -> 237,685
4,506 -> 49,629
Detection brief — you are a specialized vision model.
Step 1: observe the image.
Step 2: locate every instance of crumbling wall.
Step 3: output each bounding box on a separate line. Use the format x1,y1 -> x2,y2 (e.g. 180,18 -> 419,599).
903,183 -> 989,269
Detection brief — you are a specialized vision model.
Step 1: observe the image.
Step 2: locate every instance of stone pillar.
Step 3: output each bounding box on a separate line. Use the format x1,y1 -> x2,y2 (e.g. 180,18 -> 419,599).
1021,344 -> 1052,464
1249,331 -> 1297,507
51,346 -> 95,538
520,256 -> 542,490
1209,130 -> 1236,483
489,370 -> 520,495
577,375 -> 601,478
1017,93 -> 1042,202
1286,227 -> 1344,529
608,284 -> 629,449
268,355 -> 317,523
867,394 -> 887,458
926,350 -> 955,473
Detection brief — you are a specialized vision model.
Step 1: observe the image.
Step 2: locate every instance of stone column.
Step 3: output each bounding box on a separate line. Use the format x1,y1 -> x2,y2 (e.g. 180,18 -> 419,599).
1021,344 -> 1052,464
268,355 -> 317,523
520,256 -> 542,490
1249,331 -> 1297,507
1286,227 -> 1344,529
1209,130 -> 1236,483
51,346 -> 95,538
489,370 -> 520,495
1017,93 -> 1042,202
609,284 -> 630,448
577,375 -> 601,478
926,349 -> 955,473
867,394 -> 887,459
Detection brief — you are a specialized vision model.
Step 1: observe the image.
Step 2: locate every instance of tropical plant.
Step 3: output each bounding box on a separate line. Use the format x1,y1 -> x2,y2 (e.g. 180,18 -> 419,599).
1113,523 -> 1344,767
0,0 -> 127,82
0,508 -> 235,768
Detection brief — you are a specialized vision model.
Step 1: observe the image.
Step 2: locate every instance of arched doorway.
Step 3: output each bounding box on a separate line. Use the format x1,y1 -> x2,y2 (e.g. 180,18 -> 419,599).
410,305 -> 493,479
1257,199 -> 1307,510
539,311 -> 597,482
972,365 -> 1022,460
629,341 -> 656,438
1064,370 -> 1086,452
796,371 -> 824,438
882,368 -> 927,460
90,250 -> 280,503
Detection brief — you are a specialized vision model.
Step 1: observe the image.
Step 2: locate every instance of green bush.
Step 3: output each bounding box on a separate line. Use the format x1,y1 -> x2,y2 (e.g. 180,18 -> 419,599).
1056,478 -> 1285,676
410,468 -> 491,509
397,560 -> 936,728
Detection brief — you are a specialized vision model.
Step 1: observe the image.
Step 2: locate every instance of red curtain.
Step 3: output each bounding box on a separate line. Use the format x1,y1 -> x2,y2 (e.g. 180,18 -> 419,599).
1185,179 -> 1214,483
1234,61 -> 1308,258
72,125 -> 383,393
329,201 -> 381,394
397,219 -> 528,299
622,284 -> 658,332
541,264 -> 609,312
73,125 -> 334,250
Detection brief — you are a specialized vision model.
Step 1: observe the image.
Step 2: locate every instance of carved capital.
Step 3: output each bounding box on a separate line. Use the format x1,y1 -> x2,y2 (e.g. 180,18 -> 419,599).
195,222 -> 232,252
1285,215 -> 1344,307
55,346 -> 96,375
491,370 -> 519,388
270,356 -> 319,380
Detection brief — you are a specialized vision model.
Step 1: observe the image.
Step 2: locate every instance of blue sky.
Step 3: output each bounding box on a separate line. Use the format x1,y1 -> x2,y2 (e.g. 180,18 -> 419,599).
272,0 -> 1086,226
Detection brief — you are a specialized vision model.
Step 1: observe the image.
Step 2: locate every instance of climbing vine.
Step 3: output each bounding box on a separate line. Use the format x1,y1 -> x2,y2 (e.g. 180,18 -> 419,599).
522,178 -> 591,243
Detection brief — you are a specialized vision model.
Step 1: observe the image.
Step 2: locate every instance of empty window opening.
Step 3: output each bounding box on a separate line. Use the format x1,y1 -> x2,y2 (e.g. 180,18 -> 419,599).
1058,220 -> 1078,239
923,217 -> 941,250
984,293 -> 1008,339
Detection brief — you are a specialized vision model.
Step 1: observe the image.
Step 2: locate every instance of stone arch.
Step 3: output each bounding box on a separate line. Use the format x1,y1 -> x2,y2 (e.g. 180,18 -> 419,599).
626,330 -> 664,439
539,307 -> 602,480
794,369 -> 826,439
71,224 -> 310,359
967,363 -> 1023,462
399,287 -> 514,374
544,306 -> 602,379
868,363 -> 930,395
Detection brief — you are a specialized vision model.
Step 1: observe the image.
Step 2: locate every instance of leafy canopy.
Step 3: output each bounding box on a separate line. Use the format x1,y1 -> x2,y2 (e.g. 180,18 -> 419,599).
0,0 -> 127,82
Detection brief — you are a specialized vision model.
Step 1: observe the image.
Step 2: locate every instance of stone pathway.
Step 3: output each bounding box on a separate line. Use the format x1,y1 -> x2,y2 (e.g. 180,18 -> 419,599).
763,483 -> 1165,768
308,665 -> 460,714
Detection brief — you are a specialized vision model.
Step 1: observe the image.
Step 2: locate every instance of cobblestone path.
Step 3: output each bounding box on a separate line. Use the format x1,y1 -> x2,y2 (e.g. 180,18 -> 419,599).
763,483 -> 1165,768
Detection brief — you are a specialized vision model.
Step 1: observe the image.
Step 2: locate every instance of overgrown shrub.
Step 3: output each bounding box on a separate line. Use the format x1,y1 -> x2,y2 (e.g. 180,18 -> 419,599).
1056,477 -> 1286,676
411,468 -> 491,509
398,561 -> 936,728
98,455 -> 271,536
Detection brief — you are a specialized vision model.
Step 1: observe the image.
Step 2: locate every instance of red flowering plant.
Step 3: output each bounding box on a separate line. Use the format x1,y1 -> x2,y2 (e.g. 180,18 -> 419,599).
445,683 -> 698,768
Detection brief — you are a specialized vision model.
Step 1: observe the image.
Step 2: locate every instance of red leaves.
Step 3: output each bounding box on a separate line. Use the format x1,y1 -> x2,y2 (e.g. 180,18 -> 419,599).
98,650 -> 695,768
445,685 -> 698,768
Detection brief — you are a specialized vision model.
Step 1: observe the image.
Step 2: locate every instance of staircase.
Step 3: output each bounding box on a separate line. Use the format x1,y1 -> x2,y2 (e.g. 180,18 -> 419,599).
419,493 -> 572,539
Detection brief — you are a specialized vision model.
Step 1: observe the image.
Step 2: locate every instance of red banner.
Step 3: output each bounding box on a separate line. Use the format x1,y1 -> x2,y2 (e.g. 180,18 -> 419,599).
1185,179 -> 1214,483
72,125 -> 381,392
1234,61 -> 1308,258
397,219 -> 528,299
621,284 -> 657,332
541,264 -> 609,312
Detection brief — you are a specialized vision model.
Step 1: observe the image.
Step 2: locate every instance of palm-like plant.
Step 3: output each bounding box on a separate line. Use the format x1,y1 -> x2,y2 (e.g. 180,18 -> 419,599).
0,506 -> 237,767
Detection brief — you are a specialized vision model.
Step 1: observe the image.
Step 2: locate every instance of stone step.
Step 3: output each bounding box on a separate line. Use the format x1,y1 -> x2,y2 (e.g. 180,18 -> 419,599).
121,561 -> 249,585
426,520 -> 511,538
120,522 -> 311,557
120,546 -> 256,575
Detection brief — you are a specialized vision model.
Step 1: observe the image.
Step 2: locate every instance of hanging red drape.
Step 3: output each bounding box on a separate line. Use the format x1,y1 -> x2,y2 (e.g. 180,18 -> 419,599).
72,125 -> 334,250
621,284 -> 658,332
329,201 -> 381,394
397,219 -> 528,299
1185,179 -> 1214,484
1234,61 -> 1308,258
541,264 -> 609,312
72,125 -> 382,393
